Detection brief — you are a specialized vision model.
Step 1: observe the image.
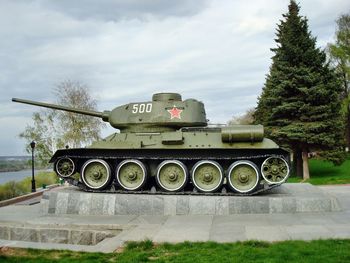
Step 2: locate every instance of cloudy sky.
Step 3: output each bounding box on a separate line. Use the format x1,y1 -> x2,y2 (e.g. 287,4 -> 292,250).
0,0 -> 348,156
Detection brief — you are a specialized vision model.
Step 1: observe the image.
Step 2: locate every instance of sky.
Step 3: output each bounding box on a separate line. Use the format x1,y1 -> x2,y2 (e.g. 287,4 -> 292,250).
0,0 -> 349,156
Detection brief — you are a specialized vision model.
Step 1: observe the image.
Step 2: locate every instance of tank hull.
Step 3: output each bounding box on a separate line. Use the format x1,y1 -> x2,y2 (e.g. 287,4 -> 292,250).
51,129 -> 290,196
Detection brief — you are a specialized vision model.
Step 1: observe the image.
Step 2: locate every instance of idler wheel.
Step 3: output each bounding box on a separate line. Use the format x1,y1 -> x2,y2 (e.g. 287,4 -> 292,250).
261,156 -> 289,184
55,157 -> 75,178
156,160 -> 188,192
191,160 -> 223,193
227,161 -> 259,193
116,159 -> 147,191
81,159 -> 112,190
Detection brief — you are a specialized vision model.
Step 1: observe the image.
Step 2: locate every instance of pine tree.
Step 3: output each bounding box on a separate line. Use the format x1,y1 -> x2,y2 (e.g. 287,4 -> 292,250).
255,1 -> 345,179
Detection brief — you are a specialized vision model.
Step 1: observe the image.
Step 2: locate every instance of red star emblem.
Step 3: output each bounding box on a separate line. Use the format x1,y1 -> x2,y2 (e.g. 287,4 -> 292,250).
167,106 -> 183,119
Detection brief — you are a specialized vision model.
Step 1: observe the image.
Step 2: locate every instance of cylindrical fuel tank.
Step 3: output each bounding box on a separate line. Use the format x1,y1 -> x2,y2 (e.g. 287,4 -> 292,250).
221,125 -> 264,143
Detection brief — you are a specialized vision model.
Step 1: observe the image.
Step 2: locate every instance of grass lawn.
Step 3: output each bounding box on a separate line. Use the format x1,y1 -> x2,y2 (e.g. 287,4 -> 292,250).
287,157 -> 350,185
0,239 -> 350,263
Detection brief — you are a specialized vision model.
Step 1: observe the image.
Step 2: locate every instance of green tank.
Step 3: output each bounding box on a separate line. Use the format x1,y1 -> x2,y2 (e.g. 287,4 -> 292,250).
12,93 -> 290,195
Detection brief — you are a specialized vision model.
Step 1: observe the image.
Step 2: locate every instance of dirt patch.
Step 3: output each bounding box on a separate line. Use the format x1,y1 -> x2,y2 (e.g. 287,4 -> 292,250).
148,252 -> 179,261
0,247 -> 29,257
114,246 -> 125,253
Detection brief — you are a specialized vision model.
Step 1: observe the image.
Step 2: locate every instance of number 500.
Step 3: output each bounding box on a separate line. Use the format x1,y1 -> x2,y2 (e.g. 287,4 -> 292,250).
132,103 -> 152,114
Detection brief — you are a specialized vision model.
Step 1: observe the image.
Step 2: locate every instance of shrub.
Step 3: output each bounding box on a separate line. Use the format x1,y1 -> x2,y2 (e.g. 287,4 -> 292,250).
0,171 -> 58,201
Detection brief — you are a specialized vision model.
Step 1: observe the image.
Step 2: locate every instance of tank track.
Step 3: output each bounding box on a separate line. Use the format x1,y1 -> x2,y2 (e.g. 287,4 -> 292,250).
53,148 -> 290,196
63,177 -> 283,196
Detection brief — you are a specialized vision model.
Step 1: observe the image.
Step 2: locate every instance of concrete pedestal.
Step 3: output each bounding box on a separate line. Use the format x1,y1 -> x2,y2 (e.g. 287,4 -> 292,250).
41,183 -> 341,216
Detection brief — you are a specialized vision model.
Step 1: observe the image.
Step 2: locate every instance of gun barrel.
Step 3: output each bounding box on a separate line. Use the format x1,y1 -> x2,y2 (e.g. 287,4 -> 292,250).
12,98 -> 104,118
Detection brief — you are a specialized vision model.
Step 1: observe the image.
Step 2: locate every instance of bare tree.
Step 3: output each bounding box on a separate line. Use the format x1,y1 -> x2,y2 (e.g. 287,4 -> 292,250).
228,108 -> 255,125
20,80 -> 106,166
54,80 -> 106,148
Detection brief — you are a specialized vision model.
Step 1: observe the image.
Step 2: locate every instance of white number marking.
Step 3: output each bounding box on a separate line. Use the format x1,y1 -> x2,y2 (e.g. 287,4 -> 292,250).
146,103 -> 152,113
132,103 -> 152,114
139,103 -> 145,113
132,104 -> 138,114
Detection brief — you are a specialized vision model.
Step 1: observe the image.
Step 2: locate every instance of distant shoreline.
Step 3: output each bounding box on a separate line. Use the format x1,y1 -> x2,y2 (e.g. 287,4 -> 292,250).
0,156 -> 50,173
0,167 -> 51,173
0,156 -> 30,160
0,169 -> 53,185
0,168 -> 26,173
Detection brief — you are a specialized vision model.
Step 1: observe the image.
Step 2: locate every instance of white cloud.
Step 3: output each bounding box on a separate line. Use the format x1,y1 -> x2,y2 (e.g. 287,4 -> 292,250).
40,0 -> 210,21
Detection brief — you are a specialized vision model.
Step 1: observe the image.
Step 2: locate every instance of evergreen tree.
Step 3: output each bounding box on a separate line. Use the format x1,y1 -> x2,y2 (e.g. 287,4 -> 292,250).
255,1 -> 345,179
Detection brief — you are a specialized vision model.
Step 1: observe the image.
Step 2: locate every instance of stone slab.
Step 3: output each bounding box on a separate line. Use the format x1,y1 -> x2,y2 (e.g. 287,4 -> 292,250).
0,225 -> 117,246
41,183 -> 342,216
1,185 -> 350,253
153,215 -> 212,242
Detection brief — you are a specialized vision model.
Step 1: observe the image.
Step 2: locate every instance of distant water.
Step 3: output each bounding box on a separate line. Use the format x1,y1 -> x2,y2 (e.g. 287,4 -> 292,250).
0,169 -> 51,185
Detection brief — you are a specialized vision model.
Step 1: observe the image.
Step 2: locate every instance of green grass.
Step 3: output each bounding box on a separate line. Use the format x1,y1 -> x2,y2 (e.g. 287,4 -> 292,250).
0,171 -> 58,201
287,157 -> 350,185
0,240 -> 350,262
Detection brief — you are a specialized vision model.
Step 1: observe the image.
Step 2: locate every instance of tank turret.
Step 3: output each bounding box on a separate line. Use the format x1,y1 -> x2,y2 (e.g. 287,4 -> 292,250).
13,92 -> 290,195
12,93 -> 207,132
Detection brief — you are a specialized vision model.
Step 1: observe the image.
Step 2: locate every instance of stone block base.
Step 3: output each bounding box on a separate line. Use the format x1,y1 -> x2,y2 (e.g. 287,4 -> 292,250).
41,184 -> 341,215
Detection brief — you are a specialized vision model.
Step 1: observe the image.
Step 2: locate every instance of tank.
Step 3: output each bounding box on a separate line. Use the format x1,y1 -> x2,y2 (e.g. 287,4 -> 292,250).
12,93 -> 290,195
